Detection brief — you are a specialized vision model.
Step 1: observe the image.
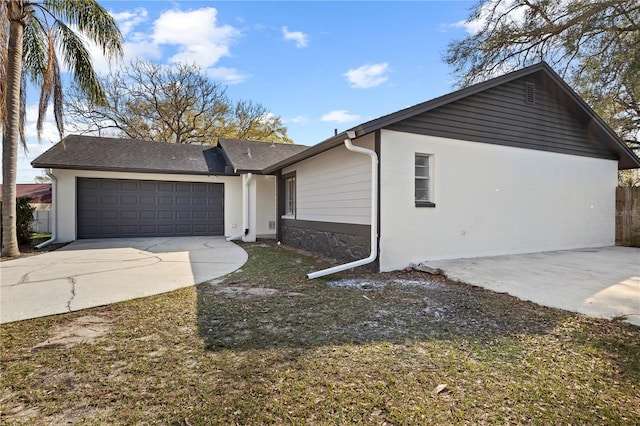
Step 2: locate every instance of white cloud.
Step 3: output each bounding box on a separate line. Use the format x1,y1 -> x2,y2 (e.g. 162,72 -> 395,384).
285,115 -> 308,124
87,8 -> 160,75
87,7 -> 243,76
448,0 -> 529,35
153,8 -> 241,69
23,105 -> 61,144
320,110 -> 361,123
448,19 -> 484,35
343,63 -> 389,89
281,26 -> 309,48
111,8 -> 149,37
206,67 -> 248,84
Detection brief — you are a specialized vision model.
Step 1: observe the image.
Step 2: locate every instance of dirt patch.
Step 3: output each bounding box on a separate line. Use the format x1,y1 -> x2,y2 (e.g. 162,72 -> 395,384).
32,314 -> 113,349
328,277 -> 444,291
206,279 -> 305,300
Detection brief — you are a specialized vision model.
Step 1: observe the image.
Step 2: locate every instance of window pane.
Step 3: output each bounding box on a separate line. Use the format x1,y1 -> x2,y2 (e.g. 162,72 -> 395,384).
284,177 -> 295,215
415,155 -> 432,202
415,179 -> 429,190
415,165 -> 429,177
415,189 -> 430,201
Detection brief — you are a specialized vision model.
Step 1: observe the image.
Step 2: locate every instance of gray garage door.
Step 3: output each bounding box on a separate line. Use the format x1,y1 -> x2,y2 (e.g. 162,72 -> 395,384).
77,178 -> 224,238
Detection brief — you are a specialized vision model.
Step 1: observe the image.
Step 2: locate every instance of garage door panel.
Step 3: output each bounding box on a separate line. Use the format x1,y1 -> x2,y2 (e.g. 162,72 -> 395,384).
140,225 -> 156,234
158,196 -> 173,205
140,196 -> 155,205
121,181 -> 138,190
80,210 -> 98,220
101,181 -> 119,190
121,211 -> 137,220
140,182 -> 156,191
176,196 -> 191,205
77,178 -> 224,238
121,195 -> 137,204
176,224 -> 191,233
100,225 -> 118,235
121,225 -> 138,234
102,210 -> 118,219
192,224 -> 207,233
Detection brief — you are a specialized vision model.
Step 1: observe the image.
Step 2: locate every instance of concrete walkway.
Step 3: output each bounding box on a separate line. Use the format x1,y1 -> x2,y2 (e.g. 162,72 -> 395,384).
424,246 -> 640,326
0,237 -> 247,323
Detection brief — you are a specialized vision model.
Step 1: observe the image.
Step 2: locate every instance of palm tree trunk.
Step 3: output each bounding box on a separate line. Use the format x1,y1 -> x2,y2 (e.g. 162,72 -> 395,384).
2,12 -> 25,257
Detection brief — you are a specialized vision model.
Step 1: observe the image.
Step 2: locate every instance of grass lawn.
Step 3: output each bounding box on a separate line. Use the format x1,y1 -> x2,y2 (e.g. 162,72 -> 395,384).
1,242 -> 639,424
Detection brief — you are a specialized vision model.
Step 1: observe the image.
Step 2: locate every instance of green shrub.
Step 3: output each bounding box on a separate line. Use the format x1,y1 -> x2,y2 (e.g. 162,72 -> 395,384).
1,197 -> 36,245
16,197 -> 36,244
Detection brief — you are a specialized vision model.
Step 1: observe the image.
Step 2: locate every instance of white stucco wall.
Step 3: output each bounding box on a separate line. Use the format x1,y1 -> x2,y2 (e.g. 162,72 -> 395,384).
282,133 -> 374,225
50,169 -> 243,242
256,175 -> 276,237
379,130 -> 618,271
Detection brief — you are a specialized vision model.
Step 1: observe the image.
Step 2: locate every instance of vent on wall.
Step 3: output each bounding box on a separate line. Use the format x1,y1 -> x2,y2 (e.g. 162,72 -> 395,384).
268,220 -> 276,230
525,82 -> 536,104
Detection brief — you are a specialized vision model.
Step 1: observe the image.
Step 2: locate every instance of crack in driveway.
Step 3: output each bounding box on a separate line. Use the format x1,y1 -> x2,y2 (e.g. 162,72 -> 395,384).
3,257 -> 164,288
67,277 -> 77,312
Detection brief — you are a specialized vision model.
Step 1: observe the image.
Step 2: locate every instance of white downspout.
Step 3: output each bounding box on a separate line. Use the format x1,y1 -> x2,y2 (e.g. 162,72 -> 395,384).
243,172 -> 253,241
225,233 -> 243,242
35,169 -> 57,249
307,131 -> 378,279
228,172 -> 254,242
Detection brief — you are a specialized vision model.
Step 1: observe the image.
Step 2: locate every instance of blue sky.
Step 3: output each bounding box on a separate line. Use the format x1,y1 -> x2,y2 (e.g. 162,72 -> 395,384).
16,0 -> 477,182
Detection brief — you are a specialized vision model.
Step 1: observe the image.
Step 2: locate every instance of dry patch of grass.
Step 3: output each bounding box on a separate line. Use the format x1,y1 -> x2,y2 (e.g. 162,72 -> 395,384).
1,242 -> 639,424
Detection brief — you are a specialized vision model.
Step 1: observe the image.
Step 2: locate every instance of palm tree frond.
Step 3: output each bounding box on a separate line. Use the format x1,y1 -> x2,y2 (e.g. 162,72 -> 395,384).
37,30 -> 63,139
43,0 -> 123,60
53,20 -> 107,106
22,17 -> 48,86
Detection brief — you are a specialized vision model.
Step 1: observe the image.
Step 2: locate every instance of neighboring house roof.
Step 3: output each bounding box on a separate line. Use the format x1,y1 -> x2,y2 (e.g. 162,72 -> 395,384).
0,184 -> 52,203
218,138 -> 309,173
264,62 -> 640,172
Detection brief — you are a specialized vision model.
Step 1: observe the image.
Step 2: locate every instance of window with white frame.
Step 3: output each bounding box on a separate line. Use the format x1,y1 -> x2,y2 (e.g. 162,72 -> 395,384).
283,174 -> 296,217
415,154 -> 435,207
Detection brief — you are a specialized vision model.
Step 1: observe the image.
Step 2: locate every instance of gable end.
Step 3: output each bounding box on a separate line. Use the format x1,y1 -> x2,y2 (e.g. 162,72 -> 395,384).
386,74 -> 617,161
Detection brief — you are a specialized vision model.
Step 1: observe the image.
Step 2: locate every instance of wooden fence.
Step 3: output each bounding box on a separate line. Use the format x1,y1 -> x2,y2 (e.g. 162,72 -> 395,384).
616,187 -> 640,247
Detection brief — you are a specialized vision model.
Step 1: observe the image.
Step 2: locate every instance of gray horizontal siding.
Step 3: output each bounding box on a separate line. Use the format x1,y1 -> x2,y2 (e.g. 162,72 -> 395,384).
387,76 -> 616,160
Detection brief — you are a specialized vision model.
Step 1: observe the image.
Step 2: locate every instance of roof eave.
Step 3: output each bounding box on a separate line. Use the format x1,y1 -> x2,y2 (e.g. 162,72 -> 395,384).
30,163 -> 234,176
263,133 -> 349,173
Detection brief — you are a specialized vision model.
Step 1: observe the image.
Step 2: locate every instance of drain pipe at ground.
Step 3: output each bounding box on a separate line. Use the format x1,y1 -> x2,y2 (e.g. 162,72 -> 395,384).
35,169 -> 57,249
307,131 -> 378,279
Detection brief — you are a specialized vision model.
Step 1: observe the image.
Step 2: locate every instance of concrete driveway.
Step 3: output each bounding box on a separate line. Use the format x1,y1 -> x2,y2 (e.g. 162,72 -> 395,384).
0,237 -> 247,324
423,247 -> 640,326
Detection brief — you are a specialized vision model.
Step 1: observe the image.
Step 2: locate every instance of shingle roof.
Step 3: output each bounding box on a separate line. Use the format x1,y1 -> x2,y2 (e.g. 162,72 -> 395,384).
218,138 -> 308,173
32,135 -> 230,175
264,62 -> 640,172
